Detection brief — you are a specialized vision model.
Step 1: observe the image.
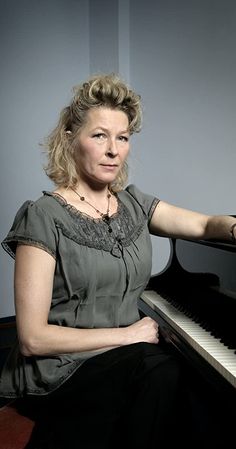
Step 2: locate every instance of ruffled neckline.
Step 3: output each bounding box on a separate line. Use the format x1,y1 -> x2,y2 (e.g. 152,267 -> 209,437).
43,190 -> 122,223
42,190 -> 146,258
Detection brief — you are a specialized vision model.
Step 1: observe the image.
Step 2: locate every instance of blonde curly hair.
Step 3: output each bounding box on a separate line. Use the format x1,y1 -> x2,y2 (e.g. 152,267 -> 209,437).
43,73 -> 142,191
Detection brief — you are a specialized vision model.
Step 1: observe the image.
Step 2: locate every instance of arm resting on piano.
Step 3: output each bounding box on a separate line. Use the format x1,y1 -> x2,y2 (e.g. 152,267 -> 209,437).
149,201 -> 236,244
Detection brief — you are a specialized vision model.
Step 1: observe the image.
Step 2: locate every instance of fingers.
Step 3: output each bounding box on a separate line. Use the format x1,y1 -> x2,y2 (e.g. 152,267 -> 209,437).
141,316 -> 159,343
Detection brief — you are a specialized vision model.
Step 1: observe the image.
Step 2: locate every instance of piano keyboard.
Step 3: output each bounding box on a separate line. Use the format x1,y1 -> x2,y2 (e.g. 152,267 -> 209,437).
140,290 -> 236,389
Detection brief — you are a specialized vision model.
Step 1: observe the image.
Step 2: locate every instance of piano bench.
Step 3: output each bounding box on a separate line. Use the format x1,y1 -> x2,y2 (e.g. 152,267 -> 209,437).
0,400 -> 35,449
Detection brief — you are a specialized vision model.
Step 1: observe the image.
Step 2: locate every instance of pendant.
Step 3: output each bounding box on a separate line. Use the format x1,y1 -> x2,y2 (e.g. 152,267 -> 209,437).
102,214 -> 110,222
102,214 -> 113,233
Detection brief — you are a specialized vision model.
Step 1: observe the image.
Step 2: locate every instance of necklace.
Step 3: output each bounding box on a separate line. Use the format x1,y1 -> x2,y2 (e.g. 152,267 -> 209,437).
71,187 -> 112,224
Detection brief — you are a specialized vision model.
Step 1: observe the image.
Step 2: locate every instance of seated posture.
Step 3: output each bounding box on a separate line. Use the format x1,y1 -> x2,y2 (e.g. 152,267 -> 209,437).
1,73 -> 236,449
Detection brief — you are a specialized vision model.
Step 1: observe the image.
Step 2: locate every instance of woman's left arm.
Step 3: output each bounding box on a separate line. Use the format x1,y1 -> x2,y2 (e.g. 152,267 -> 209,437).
149,200 -> 236,243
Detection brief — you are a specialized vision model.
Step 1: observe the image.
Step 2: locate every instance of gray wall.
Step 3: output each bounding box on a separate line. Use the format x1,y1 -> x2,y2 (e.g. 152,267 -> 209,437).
129,0 -> 236,274
1,0 -> 235,317
0,0 -> 90,317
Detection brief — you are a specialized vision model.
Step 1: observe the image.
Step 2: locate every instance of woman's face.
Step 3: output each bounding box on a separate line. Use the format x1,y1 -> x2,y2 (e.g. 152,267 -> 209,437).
75,107 -> 130,187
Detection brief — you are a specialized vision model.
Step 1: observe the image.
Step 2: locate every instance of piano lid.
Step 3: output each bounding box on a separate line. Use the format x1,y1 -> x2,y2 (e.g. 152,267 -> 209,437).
173,238 -> 236,294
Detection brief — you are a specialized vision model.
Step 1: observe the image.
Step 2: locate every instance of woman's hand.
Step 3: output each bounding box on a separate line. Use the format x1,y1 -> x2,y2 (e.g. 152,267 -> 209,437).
125,317 -> 159,345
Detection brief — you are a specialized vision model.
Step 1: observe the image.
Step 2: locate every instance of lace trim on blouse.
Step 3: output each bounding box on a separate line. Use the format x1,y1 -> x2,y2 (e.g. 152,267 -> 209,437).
44,191 -> 147,257
2,236 -> 56,260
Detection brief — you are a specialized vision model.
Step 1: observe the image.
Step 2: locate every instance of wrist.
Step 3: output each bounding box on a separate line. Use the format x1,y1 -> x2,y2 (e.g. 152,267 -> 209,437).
119,326 -> 131,346
230,222 -> 236,244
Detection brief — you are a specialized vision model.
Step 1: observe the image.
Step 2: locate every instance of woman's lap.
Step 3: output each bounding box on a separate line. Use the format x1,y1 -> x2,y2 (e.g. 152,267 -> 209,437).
22,342 -> 182,448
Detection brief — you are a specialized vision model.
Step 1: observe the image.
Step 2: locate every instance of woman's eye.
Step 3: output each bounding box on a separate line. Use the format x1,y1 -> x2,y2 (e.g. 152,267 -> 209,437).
93,133 -> 106,139
119,136 -> 129,142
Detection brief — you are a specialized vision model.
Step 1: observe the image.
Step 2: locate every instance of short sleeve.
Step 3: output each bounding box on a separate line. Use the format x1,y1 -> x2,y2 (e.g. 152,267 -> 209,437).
125,184 -> 160,221
1,200 -> 58,259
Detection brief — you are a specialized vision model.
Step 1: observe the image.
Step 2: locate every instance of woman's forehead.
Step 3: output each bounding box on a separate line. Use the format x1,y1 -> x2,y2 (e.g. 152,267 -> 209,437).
84,107 -> 129,130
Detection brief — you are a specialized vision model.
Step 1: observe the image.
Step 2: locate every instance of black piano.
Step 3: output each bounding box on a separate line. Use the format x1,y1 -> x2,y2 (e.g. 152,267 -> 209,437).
138,237 -> 236,445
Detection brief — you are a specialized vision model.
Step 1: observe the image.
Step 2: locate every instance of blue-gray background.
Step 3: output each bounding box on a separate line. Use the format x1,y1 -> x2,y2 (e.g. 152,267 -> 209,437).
1,0 -> 235,318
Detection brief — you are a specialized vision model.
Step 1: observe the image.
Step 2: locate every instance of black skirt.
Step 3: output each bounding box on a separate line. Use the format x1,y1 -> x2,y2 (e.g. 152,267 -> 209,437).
18,341 -> 219,449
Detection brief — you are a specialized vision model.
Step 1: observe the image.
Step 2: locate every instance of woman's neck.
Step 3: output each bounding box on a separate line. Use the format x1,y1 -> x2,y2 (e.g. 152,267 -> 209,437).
73,181 -> 110,202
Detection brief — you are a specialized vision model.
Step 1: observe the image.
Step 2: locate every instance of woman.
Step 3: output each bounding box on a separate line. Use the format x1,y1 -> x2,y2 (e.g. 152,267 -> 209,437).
1,73 -> 235,449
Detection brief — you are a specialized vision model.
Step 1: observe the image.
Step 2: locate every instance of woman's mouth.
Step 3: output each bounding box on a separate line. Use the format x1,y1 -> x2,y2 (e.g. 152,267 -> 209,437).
101,164 -> 118,170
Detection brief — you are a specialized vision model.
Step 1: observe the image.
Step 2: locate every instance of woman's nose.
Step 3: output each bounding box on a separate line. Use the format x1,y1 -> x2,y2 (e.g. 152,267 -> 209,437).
106,139 -> 118,156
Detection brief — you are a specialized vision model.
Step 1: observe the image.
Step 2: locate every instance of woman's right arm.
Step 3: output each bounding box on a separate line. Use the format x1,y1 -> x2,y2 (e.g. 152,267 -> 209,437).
15,245 -> 159,357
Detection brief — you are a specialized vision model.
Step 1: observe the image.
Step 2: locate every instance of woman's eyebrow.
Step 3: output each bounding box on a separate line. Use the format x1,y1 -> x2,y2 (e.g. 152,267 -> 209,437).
91,126 -> 130,134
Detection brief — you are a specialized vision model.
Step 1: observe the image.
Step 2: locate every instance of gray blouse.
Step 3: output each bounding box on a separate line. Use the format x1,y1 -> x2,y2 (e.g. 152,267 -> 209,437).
0,184 -> 159,397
